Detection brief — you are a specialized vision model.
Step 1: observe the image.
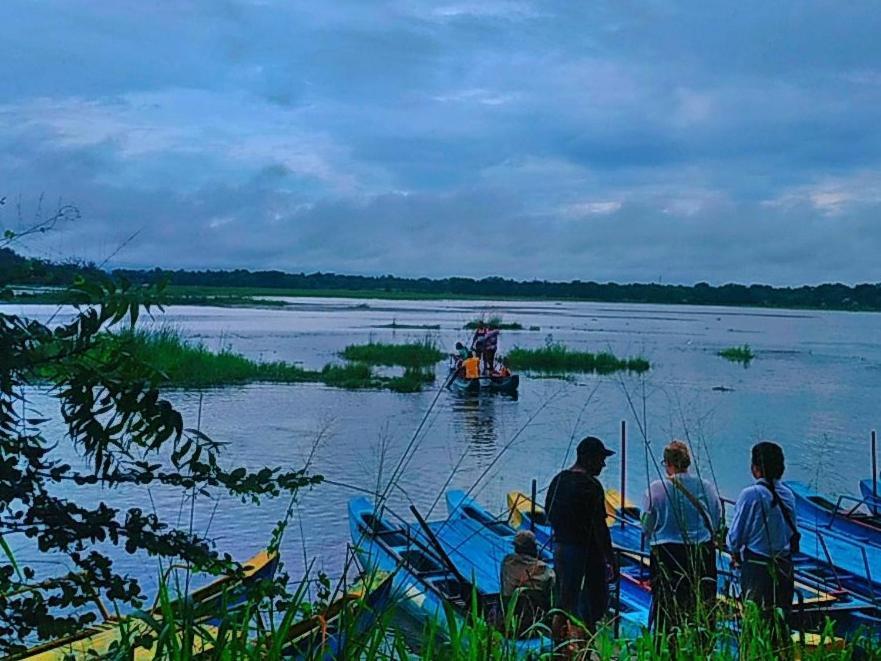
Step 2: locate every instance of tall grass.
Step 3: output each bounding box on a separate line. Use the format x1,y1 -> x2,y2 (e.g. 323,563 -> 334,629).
17,551 -> 880,659
507,342 -> 650,374
341,339 -> 444,368
83,329 -> 440,392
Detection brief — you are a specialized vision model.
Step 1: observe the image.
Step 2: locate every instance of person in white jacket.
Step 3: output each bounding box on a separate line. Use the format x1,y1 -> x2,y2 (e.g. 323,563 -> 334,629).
642,440 -> 722,645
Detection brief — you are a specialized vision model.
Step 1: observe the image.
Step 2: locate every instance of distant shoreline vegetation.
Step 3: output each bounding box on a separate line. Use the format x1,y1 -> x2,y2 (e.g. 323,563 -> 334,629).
718,344 -> 755,365
5,247 -> 881,312
506,343 -> 650,374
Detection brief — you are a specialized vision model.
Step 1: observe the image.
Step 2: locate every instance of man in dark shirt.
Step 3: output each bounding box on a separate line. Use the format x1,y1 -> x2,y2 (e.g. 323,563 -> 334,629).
545,435 -> 616,634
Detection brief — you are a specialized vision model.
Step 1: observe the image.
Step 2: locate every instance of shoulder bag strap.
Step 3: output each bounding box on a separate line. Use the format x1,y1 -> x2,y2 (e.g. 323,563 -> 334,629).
758,481 -> 799,537
670,477 -> 716,538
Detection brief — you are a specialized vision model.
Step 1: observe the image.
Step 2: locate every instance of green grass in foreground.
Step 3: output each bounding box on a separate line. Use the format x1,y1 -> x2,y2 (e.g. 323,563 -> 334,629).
506,342 -> 650,374
21,567 -> 878,660
340,339 -> 444,368
87,329 -> 437,392
464,316 -> 524,330
718,344 -> 754,365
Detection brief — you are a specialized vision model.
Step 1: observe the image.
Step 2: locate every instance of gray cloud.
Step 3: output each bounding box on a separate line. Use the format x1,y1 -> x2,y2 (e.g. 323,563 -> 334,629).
2,0 -> 881,285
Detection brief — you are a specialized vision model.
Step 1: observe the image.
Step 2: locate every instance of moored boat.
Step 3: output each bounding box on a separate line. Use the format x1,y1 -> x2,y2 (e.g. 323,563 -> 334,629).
859,479 -> 881,513
789,480 -> 881,544
348,494 -> 553,655
508,489 -> 881,636
15,550 -> 279,660
447,489 -> 650,639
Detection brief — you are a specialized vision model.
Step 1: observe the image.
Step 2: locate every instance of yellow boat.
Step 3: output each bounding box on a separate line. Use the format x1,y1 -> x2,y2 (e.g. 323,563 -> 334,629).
506,488 -> 629,529
14,549 -> 278,660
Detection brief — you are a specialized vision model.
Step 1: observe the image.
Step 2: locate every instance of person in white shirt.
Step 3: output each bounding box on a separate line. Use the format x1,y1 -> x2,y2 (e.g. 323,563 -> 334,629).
727,441 -> 797,650
642,440 -> 722,646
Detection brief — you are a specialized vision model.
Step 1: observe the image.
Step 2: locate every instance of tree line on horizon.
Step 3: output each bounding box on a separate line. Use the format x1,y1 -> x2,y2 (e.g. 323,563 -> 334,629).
3,246 -> 881,311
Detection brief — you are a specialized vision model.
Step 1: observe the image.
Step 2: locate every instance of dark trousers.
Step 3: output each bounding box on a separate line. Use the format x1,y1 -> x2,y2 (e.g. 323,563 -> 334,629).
741,549 -> 794,614
553,543 -> 608,630
741,549 -> 794,654
650,542 -> 717,637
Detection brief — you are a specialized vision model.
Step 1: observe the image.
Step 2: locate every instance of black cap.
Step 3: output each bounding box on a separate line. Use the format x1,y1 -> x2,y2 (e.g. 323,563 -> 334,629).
576,436 -> 615,459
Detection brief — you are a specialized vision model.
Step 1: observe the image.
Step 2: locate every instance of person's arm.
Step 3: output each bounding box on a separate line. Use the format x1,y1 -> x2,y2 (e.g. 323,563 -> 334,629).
543,476 -> 559,527
641,484 -> 658,538
726,489 -> 753,562
589,482 -> 615,564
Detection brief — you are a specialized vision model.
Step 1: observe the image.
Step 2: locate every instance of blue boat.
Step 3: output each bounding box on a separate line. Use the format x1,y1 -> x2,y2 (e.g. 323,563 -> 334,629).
507,490 -> 881,635
444,490 -> 650,640
789,481 -> 881,545
348,495 -> 553,656
859,479 -> 881,513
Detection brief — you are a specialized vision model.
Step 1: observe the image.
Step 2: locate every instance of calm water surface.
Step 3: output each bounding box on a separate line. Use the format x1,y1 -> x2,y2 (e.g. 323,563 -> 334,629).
5,298 -> 880,597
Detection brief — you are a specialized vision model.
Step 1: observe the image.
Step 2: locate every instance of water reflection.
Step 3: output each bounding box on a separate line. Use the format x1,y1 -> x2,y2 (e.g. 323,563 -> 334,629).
449,394 -> 504,464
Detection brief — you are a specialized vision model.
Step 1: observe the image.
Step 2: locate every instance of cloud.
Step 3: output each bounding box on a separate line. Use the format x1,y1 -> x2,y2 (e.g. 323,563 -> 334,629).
2,0 -> 881,285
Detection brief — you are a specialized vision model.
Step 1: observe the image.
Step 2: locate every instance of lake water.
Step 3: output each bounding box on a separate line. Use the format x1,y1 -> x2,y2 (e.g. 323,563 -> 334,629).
5,298 -> 881,599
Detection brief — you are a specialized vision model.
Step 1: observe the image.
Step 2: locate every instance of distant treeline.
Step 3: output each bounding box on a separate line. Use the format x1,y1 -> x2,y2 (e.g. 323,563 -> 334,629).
4,247 -> 881,311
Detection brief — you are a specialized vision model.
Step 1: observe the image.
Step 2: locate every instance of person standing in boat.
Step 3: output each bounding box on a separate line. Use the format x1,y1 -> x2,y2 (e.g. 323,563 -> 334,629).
642,441 -> 721,648
727,441 -> 798,651
545,436 -> 617,637
470,321 -> 500,374
481,326 -> 500,374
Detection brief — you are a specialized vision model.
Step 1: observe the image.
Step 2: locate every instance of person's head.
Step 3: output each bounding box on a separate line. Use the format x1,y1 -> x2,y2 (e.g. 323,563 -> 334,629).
455,341 -> 464,350
575,435 -> 615,475
663,440 -> 691,476
513,530 -> 538,557
477,320 -> 485,329
751,441 -> 785,480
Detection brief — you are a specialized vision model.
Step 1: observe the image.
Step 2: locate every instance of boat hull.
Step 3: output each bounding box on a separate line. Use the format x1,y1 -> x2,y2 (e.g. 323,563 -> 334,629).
447,373 -> 519,395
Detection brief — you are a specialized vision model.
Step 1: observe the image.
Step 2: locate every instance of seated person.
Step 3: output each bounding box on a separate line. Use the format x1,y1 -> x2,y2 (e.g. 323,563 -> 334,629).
500,530 -> 554,632
461,351 -> 481,379
494,357 -> 511,377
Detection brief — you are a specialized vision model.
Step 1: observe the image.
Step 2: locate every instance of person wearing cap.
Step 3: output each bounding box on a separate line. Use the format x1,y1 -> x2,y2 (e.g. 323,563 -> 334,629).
500,530 -> 555,632
642,440 -> 722,646
727,442 -> 797,648
544,435 -> 617,634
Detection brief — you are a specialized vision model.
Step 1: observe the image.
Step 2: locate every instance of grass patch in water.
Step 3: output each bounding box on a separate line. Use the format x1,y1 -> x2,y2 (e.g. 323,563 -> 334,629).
340,339 -> 443,368
463,316 -> 524,330
86,329 -> 440,392
506,342 -> 650,374
719,344 -> 754,365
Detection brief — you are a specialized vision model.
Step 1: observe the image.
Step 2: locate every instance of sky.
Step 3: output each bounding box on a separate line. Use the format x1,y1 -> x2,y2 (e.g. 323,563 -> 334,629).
2,1 -> 881,286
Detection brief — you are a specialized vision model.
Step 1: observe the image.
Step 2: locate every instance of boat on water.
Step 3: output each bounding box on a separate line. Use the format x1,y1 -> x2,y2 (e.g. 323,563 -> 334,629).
280,571 -> 396,660
859,479 -> 881,513
444,490 -> 650,640
789,480 -> 881,544
348,494 -> 553,655
16,551 -> 393,660
15,550 -> 279,660
447,372 -> 520,395
507,490 -> 881,636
